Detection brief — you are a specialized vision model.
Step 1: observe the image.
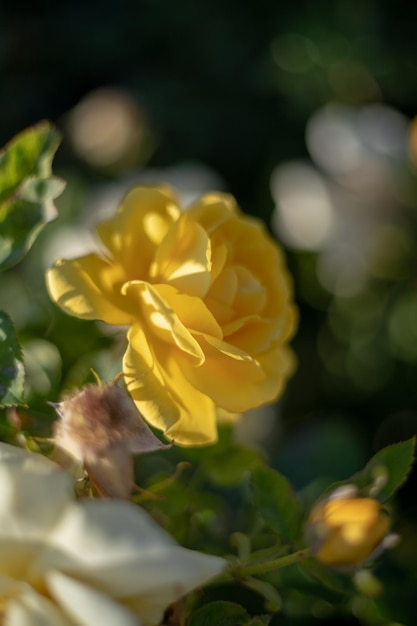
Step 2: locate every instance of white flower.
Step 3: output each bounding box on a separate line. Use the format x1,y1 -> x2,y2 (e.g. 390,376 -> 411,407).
0,443 -> 226,625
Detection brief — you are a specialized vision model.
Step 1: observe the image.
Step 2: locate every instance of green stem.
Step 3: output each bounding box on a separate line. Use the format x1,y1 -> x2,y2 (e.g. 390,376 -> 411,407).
236,548 -> 312,578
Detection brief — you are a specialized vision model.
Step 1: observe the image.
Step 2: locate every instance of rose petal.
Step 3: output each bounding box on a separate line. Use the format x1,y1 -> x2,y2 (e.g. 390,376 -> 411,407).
223,315 -> 286,353
121,541 -> 226,625
233,266 -> 266,315
5,581 -> 72,626
187,192 -> 238,231
47,571 -> 139,626
124,325 -> 218,445
0,543 -> 42,580
38,500 -> 225,600
182,335 -> 280,413
123,281 -> 205,362
97,185 -> 180,280
123,325 -> 178,432
46,255 -> 134,324
255,344 -> 297,404
206,266 -> 238,317
155,284 -> 222,339
150,213 -> 212,297
0,444 -> 71,542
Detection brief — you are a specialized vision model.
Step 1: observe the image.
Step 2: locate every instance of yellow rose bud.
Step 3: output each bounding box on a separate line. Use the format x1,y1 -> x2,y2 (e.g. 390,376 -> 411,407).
305,487 -> 395,568
46,186 -> 297,445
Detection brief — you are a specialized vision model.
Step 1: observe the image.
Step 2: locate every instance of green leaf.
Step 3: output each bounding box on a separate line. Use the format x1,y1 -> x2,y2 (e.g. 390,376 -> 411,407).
203,444 -> 264,486
188,601 -> 251,626
300,559 -> 354,595
325,438 -> 415,503
0,311 -> 25,406
22,339 -> 62,399
243,577 -> 282,612
246,618 -> 272,626
251,466 -> 304,544
0,121 -> 65,270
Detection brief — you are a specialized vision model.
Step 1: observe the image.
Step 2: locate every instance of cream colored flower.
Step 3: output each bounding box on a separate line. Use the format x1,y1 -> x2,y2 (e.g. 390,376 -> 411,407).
46,186 -> 297,445
0,442 -> 226,625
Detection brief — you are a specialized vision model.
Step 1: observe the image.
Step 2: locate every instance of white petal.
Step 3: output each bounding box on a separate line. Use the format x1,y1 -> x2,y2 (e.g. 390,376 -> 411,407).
0,443 -> 72,542
5,581 -> 71,626
36,500 -> 225,596
0,542 -> 41,579
47,571 -> 140,626
121,546 -> 227,625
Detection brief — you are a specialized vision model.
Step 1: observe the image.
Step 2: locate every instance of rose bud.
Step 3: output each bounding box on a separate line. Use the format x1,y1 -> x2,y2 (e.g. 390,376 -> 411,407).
52,380 -> 171,499
305,486 -> 399,568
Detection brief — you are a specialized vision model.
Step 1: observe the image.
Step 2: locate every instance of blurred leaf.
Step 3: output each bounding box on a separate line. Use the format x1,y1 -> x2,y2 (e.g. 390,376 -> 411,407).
22,339 -> 62,399
251,466 -> 304,543
141,468 -> 222,545
182,424 -> 234,462
203,444 -> 264,486
243,577 -> 282,612
0,121 -> 65,270
188,601 -> 251,626
355,438 -> 415,502
246,618 -> 272,626
0,311 -> 25,406
326,438 -> 415,503
300,559 -> 354,595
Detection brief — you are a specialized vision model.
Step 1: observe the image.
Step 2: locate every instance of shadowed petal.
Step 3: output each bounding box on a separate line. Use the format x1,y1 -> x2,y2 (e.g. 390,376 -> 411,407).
97,185 -> 180,280
150,213 -> 212,297
124,326 -> 218,445
46,255 -> 134,324
0,444 -> 72,542
5,582 -> 72,626
47,571 -> 139,626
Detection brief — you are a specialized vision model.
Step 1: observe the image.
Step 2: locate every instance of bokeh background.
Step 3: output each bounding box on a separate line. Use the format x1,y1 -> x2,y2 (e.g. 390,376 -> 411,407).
2,1 -> 417,624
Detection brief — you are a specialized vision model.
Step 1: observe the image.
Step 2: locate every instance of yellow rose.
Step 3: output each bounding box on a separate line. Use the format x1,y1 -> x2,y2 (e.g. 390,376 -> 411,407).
305,487 -> 396,568
47,186 -> 297,445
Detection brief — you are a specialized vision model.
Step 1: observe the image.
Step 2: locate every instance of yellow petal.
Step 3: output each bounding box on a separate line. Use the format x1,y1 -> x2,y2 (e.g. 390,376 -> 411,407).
124,326 -> 217,445
255,343 -> 298,400
150,213 -> 212,297
207,266 -> 237,308
210,213 -> 294,317
46,256 -> 134,324
182,335 -> 270,413
184,335 -> 295,413
223,316 -> 277,353
123,326 -> 178,432
232,266 -> 266,315
122,281 -> 205,362
308,496 -> 392,567
97,186 -> 180,281
187,192 -> 238,233
155,284 -> 222,339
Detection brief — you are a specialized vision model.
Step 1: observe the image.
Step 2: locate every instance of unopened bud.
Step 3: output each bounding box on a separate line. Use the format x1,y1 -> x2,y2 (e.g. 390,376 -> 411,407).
305,486 -> 398,568
52,380 -> 171,499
